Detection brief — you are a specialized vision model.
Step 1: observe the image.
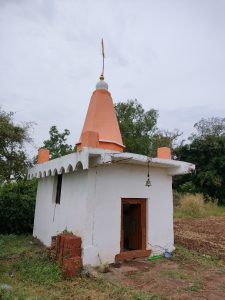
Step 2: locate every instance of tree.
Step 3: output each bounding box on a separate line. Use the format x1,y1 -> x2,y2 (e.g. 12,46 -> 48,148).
42,126 -> 74,160
0,108 -> 32,182
115,99 -> 158,155
192,117 -> 225,139
151,129 -> 183,155
115,99 -> 182,156
0,179 -> 37,233
173,117 -> 225,205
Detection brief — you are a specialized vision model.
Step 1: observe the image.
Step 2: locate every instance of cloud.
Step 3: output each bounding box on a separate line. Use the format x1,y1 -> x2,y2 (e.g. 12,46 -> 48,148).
0,0 -> 225,156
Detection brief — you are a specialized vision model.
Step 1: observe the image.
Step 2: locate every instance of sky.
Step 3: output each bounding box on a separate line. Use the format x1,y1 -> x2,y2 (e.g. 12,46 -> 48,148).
1,0 -> 225,156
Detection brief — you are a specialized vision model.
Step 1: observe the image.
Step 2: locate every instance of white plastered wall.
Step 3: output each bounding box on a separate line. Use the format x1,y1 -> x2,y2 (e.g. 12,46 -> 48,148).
33,170 -> 88,246
83,163 -> 174,266
33,163 -> 173,266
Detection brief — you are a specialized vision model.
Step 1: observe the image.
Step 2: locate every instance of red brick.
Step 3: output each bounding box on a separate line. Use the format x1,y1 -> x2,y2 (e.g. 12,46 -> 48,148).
63,257 -> 82,278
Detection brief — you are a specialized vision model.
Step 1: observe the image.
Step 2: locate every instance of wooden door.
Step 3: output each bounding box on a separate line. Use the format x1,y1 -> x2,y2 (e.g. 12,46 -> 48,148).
121,199 -> 147,252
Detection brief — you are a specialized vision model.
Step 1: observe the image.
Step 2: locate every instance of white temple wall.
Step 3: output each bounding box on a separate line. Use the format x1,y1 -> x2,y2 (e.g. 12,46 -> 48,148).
33,171 -> 88,246
83,163 -> 174,266
33,164 -> 173,266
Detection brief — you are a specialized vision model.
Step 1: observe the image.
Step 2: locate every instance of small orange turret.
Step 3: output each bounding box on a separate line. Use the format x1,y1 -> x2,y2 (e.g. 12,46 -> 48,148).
76,75 -> 125,152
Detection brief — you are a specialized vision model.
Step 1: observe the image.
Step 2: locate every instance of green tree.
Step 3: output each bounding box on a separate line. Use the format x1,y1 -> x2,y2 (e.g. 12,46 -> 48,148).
0,179 -> 37,233
42,126 -> 74,159
0,108 -> 32,182
174,117 -> 225,205
115,99 -> 158,155
115,99 -> 182,156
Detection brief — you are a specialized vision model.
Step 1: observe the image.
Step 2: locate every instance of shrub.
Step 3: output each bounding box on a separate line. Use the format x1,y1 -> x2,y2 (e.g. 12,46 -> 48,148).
175,193 -> 225,218
0,179 -> 37,234
173,190 -> 182,208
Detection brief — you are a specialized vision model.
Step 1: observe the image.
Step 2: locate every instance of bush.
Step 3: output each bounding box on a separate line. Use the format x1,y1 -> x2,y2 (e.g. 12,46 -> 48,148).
173,190 -> 182,208
174,193 -> 225,218
0,179 -> 37,234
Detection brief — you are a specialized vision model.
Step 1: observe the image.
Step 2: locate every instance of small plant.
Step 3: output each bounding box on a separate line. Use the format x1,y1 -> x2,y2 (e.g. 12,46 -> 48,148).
183,283 -> 202,292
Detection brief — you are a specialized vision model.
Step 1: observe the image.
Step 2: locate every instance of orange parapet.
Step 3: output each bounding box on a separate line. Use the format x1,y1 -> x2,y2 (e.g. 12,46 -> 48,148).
37,148 -> 50,164
157,147 -> 172,159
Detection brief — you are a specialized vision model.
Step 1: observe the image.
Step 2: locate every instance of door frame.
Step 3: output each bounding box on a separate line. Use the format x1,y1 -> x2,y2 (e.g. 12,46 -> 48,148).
116,198 -> 151,261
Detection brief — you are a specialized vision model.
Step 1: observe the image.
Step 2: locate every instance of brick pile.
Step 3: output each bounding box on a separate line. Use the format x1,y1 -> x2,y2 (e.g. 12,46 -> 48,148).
49,233 -> 82,278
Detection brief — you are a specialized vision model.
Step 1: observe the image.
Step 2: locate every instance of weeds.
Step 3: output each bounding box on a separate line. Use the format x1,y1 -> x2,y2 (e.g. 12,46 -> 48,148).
159,270 -> 190,280
0,235 -> 156,300
174,193 -> 225,218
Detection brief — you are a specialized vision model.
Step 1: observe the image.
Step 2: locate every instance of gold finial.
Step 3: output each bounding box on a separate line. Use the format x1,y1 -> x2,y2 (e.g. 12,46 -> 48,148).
100,38 -> 105,80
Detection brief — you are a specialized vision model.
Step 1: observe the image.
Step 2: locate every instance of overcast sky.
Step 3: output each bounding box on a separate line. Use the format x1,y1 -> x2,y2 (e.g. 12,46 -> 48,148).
1,0 -> 225,156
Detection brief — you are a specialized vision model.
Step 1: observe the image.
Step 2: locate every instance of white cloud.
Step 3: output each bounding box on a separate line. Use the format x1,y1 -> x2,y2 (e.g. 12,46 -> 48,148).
0,0 -> 225,156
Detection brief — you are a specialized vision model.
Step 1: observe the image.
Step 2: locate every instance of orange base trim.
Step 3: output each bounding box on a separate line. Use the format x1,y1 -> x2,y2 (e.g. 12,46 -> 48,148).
115,249 -> 151,262
76,141 -> 125,152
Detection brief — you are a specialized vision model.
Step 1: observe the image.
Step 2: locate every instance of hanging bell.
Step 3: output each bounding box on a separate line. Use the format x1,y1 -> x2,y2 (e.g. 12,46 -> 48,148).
145,176 -> 152,187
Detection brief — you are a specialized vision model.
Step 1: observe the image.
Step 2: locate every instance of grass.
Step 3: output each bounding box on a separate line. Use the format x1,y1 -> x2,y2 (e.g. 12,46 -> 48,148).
159,270 -> 190,280
173,244 -> 225,270
0,235 -> 159,300
1,235 -> 225,299
174,193 -> 225,218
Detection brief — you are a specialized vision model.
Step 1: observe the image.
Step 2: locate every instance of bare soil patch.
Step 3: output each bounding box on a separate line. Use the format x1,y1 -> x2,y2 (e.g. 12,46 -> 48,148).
103,216 -> 225,299
104,252 -> 225,300
174,216 -> 225,259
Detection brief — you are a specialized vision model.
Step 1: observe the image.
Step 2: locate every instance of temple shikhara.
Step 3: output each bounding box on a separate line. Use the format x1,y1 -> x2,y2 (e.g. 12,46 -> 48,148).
28,47 -> 195,268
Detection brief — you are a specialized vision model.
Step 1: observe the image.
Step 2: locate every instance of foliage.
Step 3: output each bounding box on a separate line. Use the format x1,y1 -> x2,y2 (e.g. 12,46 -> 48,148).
174,193 -> 225,218
174,117 -> 225,205
115,99 -> 181,155
192,117 -> 225,138
0,108 -> 32,182
115,99 -> 158,155
42,125 -> 74,159
151,128 -> 183,155
1,235 -> 225,300
0,179 -> 37,234
0,235 -> 158,300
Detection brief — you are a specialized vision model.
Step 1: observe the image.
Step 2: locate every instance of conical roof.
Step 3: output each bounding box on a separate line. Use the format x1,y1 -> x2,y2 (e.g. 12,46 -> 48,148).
76,77 -> 125,152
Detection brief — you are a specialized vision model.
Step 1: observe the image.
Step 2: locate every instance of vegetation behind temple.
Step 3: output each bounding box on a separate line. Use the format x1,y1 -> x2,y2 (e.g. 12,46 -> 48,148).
0,179 -> 37,234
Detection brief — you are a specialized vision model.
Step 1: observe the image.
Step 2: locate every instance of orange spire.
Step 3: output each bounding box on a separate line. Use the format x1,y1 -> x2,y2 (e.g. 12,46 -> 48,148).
76,76 -> 125,152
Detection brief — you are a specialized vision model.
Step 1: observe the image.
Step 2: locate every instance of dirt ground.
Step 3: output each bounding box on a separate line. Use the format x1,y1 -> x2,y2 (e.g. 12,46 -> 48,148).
174,216 -> 225,260
102,217 -> 225,300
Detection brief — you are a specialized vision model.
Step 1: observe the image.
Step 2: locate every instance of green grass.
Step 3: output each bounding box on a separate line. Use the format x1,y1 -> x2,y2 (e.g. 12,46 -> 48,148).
159,270 -> 190,280
0,235 -> 159,300
173,244 -> 225,270
1,235 -> 225,300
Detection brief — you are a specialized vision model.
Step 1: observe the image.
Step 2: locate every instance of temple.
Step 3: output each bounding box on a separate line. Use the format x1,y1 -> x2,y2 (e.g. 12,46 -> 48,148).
28,72 -> 195,266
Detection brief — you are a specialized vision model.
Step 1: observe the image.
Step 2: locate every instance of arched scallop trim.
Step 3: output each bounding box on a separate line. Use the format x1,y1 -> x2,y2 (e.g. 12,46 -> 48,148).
66,164 -> 73,173
59,167 -> 65,174
38,171 -> 42,178
43,171 -> 47,177
47,169 -> 52,176
75,161 -> 83,171
53,168 -> 58,176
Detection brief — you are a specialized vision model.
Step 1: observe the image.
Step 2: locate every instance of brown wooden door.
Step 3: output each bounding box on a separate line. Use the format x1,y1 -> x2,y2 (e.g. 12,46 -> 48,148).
121,199 -> 147,252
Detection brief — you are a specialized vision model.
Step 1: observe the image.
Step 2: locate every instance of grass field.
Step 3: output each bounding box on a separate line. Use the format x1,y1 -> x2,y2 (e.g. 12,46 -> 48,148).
1,233 -> 225,300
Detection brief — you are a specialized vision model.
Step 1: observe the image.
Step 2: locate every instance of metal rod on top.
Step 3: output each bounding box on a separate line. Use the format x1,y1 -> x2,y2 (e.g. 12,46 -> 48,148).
101,38 -> 105,79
